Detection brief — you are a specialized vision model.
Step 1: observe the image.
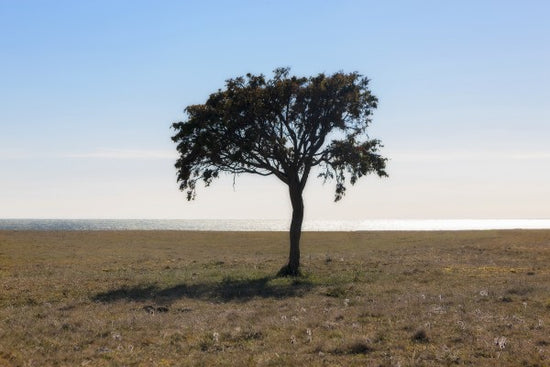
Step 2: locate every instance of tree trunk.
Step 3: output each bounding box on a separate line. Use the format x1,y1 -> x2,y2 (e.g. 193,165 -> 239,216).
278,184 -> 304,277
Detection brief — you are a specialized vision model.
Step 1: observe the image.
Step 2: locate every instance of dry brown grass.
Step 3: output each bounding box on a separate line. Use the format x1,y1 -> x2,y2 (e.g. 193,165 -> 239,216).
1,230 -> 549,366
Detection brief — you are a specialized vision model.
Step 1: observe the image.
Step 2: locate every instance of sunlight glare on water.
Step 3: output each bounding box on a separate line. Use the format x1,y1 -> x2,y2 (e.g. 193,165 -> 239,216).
1,219 -> 550,231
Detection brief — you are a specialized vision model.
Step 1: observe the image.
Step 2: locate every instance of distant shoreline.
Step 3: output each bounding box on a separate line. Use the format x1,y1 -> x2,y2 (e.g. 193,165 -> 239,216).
1,218 -> 550,232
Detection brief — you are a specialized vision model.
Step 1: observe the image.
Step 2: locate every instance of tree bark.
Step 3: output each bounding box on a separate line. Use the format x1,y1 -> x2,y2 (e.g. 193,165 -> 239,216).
278,183 -> 304,276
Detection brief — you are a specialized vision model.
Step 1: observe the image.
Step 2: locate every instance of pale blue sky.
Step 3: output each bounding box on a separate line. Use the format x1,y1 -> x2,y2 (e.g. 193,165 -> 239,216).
1,0 -> 549,219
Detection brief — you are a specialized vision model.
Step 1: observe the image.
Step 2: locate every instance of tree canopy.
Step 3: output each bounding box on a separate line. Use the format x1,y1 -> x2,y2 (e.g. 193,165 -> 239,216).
172,67 -> 386,200
172,68 -> 387,275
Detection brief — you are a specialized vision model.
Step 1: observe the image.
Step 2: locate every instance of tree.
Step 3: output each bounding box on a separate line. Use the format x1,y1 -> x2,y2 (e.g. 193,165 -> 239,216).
171,68 -> 387,276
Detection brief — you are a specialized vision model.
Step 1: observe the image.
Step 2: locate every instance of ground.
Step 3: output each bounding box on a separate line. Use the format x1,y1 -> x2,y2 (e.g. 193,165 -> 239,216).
0,230 -> 549,366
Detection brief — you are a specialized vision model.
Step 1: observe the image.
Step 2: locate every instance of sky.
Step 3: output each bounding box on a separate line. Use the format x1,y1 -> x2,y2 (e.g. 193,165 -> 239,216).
1,0 -> 549,220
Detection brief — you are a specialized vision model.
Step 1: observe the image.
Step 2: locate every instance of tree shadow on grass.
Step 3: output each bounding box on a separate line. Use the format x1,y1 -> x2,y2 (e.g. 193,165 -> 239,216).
92,276 -> 314,304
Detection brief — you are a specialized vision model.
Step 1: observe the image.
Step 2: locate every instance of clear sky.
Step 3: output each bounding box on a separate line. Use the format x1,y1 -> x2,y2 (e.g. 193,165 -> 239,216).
1,0 -> 549,220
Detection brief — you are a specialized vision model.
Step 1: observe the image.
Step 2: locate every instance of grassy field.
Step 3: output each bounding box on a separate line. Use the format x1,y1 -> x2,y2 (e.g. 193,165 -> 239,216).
0,230 -> 549,366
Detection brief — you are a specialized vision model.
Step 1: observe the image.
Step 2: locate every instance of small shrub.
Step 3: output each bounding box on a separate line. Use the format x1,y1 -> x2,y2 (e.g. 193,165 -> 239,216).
412,329 -> 429,343
345,341 -> 373,354
332,340 -> 373,355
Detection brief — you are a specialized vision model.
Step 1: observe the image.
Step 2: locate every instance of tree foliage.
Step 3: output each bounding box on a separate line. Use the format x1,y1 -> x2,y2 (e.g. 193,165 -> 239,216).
172,68 -> 387,201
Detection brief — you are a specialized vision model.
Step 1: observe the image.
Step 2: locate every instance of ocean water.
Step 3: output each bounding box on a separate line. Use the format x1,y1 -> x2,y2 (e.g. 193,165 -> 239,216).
1,219 -> 550,231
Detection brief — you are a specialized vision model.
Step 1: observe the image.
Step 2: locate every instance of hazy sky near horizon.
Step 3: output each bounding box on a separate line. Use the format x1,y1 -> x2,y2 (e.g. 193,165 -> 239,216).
1,0 -> 549,220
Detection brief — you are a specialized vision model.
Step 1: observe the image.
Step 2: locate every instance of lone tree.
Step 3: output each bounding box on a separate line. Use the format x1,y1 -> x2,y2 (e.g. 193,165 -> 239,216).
172,68 -> 387,276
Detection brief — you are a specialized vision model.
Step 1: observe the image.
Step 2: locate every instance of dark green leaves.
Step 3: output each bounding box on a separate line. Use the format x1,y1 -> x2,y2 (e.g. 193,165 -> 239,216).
318,138 -> 387,201
172,68 -> 386,200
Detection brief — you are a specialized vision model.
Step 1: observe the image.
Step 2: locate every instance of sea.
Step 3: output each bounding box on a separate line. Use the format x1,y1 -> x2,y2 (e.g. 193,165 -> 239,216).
1,219 -> 550,231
